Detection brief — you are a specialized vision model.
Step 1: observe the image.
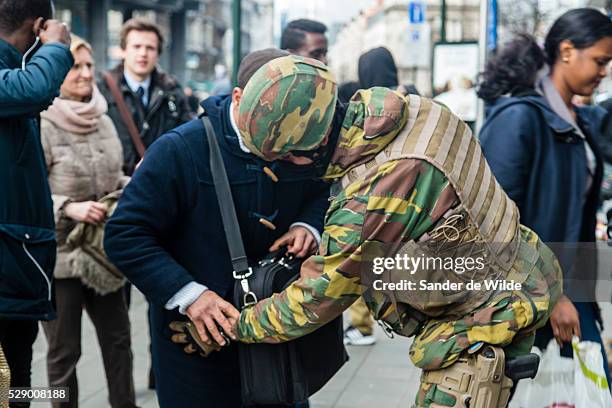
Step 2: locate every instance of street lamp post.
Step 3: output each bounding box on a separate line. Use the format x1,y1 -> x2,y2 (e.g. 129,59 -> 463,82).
476,0 -> 492,133
440,0 -> 446,42
232,0 -> 242,87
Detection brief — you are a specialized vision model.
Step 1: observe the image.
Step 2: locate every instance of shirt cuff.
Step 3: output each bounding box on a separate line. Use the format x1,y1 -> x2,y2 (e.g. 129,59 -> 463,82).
290,222 -> 321,245
165,282 -> 208,315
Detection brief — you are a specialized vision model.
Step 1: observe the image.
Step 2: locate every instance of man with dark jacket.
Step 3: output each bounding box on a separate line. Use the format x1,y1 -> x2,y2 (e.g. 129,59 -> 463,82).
0,0 -> 73,403
105,50 -> 337,407
98,18 -> 193,176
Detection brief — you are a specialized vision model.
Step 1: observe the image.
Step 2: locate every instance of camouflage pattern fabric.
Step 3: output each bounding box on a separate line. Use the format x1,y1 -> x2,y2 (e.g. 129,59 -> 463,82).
410,226 -> 561,371
322,87 -> 408,179
236,88 -> 562,403
239,159 -> 456,343
237,55 -> 337,161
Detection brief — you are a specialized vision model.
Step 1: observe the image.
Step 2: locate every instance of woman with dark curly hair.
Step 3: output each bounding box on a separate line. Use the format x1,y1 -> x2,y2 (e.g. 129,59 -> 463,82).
478,8 -> 612,385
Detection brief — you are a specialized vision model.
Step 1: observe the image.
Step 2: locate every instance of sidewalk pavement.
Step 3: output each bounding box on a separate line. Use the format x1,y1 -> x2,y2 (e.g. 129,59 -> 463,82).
30,289 -> 612,407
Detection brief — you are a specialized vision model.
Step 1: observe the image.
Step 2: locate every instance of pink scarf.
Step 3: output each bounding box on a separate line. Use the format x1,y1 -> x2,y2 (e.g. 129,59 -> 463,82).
42,85 -> 108,135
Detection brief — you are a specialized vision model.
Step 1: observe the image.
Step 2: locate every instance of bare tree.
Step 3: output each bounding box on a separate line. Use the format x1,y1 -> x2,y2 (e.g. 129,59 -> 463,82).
498,0 -> 551,36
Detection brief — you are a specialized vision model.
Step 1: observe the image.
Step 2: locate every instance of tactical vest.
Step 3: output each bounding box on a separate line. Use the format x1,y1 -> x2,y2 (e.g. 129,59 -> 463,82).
340,95 -> 530,334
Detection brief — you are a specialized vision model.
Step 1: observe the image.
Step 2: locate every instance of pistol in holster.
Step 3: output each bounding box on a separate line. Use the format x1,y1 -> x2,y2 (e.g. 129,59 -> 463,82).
418,344 -> 540,408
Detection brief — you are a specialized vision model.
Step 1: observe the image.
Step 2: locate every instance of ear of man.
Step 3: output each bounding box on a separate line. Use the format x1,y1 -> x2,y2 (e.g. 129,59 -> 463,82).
231,87 -> 242,107
33,17 -> 44,36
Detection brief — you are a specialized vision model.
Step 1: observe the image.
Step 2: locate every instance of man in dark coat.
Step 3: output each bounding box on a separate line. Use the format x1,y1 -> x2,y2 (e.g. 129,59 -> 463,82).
104,50 -> 338,407
0,0 -> 73,402
98,18 -> 193,176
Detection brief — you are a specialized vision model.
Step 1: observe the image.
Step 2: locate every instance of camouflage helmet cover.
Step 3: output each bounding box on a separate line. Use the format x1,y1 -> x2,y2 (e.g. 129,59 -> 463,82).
237,55 -> 338,161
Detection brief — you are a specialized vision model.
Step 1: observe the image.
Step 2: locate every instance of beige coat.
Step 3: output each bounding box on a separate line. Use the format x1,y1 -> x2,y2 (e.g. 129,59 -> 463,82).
41,111 -> 127,279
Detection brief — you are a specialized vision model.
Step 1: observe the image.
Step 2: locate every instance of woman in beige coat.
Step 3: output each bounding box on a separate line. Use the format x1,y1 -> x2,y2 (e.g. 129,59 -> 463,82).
40,36 -> 136,408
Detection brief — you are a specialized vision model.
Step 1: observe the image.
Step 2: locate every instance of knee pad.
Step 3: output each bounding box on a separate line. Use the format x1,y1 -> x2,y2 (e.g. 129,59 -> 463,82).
418,346 -> 513,408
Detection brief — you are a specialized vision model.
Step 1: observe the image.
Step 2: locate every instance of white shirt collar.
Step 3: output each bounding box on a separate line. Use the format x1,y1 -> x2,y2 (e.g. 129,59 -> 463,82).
229,101 -> 251,154
123,70 -> 152,93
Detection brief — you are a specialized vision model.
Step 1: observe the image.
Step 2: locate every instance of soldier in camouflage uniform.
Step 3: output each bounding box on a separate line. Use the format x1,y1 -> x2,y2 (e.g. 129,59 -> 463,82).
235,87 -> 563,407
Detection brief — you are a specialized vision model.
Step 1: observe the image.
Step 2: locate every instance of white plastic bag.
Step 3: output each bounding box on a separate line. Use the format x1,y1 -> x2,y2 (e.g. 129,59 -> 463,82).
510,339 -> 612,408
572,338 -> 612,408
510,340 -> 574,407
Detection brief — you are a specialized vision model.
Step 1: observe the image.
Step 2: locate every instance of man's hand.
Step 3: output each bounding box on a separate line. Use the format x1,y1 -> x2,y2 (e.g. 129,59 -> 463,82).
37,19 -> 71,46
64,201 -> 107,224
269,226 -> 317,258
186,290 -> 239,346
550,295 -> 581,345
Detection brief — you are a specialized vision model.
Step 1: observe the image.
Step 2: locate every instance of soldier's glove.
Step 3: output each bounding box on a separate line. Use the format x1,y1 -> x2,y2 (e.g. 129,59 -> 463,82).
169,321 -> 227,357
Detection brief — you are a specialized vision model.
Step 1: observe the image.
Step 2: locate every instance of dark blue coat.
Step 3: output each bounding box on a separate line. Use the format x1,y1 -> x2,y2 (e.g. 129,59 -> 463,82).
104,95 -> 331,406
0,39 -> 73,320
479,95 -> 604,300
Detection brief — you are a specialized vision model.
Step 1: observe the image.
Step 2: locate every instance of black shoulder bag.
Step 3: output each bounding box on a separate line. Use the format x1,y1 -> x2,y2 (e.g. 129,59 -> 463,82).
202,116 -> 348,406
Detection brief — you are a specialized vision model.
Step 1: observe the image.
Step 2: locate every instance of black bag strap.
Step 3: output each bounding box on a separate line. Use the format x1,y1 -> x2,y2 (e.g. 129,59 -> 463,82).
201,116 -> 256,305
201,116 -> 248,273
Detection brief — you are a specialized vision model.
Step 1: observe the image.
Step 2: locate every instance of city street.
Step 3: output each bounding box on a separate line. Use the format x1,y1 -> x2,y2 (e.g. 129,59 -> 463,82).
0,2 -> 608,408
30,289 -> 612,407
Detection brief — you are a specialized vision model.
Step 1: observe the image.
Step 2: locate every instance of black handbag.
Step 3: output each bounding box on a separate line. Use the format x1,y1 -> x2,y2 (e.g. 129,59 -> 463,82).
202,116 -> 348,406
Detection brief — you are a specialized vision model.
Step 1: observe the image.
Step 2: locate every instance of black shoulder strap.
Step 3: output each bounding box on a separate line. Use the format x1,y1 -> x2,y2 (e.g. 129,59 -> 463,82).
201,116 -> 250,274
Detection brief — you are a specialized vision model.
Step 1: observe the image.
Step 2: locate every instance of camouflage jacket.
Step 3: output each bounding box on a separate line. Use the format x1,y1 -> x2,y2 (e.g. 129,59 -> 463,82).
237,88 -> 562,370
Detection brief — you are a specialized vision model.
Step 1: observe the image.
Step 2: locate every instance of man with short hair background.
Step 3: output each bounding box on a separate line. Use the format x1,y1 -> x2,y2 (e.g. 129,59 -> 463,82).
280,19 -> 328,64
0,0 -> 72,404
99,18 -> 193,177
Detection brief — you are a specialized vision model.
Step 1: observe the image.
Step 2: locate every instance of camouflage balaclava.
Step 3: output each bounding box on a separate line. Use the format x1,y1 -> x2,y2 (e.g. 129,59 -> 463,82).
323,87 -> 408,180
237,55 -> 338,162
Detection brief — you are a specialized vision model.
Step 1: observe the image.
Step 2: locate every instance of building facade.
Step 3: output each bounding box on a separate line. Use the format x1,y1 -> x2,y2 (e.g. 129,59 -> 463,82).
54,0 -> 274,91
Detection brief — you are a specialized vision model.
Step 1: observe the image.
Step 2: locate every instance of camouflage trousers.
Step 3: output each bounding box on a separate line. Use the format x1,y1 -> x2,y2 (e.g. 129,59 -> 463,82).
410,227 -> 562,407
349,297 -> 374,335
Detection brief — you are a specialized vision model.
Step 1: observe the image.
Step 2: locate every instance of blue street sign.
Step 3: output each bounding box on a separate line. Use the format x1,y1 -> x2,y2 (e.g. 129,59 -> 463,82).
409,2 -> 425,24
487,0 -> 498,51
